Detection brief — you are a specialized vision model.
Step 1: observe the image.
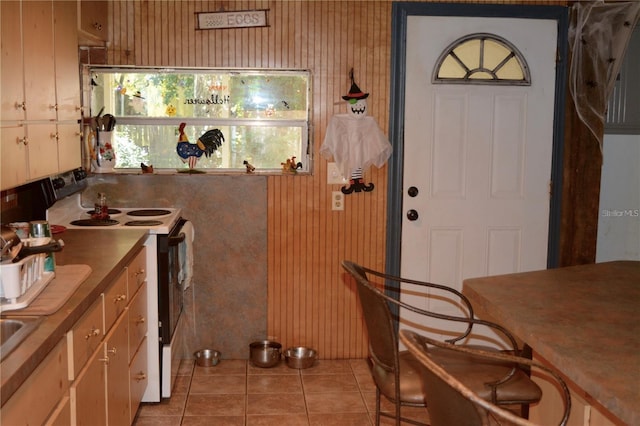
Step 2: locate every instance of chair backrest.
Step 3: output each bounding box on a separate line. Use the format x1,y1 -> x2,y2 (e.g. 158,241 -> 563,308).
341,260 -> 520,352
400,329 -> 571,426
342,260 -> 399,371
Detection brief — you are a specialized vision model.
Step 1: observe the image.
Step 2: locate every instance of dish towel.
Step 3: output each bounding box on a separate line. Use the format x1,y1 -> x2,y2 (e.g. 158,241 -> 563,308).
178,220 -> 195,291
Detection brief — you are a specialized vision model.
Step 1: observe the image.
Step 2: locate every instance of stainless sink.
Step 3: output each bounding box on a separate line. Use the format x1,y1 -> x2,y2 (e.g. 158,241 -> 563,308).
0,316 -> 42,361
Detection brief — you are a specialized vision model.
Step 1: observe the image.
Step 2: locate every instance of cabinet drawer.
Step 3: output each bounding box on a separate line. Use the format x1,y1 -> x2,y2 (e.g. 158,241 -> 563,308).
1,338 -> 68,425
104,269 -> 128,332
127,247 -> 146,294
128,281 -> 147,362
129,337 -> 148,424
68,296 -> 103,379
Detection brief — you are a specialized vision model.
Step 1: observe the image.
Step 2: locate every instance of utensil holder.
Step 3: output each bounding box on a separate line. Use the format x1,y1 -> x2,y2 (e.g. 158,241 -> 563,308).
91,131 -> 116,173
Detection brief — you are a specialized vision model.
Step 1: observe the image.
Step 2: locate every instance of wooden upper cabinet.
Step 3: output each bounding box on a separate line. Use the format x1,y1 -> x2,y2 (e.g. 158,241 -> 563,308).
54,0 -> 81,121
78,0 -> 108,44
1,1 -> 25,121
22,1 -> 57,121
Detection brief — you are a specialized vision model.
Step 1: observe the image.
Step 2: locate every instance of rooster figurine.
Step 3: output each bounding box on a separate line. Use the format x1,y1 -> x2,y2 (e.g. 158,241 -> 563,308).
176,122 -> 225,169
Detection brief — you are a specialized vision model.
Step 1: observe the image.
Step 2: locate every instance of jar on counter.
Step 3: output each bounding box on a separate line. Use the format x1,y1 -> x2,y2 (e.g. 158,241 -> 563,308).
92,193 -> 109,220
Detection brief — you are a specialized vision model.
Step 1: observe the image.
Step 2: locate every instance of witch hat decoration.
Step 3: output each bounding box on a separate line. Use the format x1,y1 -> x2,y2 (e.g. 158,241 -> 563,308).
342,68 -> 369,101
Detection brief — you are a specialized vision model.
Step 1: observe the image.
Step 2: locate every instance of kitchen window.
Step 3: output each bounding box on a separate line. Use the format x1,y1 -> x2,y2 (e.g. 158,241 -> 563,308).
86,67 -> 312,173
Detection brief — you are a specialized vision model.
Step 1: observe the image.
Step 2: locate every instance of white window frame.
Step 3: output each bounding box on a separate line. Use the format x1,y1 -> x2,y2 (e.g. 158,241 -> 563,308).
84,66 -> 313,174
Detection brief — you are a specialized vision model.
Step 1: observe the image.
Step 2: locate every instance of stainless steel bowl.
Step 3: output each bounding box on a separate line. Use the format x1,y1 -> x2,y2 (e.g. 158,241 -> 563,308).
284,346 -> 317,369
194,349 -> 221,367
249,340 -> 282,368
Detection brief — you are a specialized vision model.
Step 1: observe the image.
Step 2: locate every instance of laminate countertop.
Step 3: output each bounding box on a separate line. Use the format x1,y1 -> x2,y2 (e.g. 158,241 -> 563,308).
0,228 -> 148,406
463,261 -> 640,425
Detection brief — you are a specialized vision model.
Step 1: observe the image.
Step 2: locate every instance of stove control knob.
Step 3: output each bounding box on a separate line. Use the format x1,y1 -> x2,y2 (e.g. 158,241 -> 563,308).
73,168 -> 87,181
52,177 -> 65,189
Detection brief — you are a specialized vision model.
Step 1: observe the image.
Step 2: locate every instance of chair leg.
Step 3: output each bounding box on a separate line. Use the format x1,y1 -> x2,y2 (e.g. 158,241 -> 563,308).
375,388 -> 381,426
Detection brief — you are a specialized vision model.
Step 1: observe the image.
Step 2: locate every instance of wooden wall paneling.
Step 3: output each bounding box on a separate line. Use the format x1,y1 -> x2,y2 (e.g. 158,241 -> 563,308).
105,0 -> 392,359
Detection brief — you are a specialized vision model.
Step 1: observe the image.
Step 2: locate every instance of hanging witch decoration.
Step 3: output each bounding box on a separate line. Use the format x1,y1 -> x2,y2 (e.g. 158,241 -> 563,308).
320,69 -> 392,194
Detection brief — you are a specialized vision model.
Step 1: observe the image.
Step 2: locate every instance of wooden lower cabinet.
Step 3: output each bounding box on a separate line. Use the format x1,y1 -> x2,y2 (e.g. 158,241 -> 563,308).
0,338 -> 68,425
71,344 -> 107,426
68,247 -> 148,425
106,313 -> 131,425
1,247 -> 148,425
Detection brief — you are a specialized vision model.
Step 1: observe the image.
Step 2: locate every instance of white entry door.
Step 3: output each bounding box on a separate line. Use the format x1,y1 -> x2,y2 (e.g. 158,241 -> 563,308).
400,16 -> 558,344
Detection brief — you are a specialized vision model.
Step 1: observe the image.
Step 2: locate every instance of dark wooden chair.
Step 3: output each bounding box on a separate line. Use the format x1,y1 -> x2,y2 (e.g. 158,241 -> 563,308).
400,329 -> 571,426
342,260 -> 543,426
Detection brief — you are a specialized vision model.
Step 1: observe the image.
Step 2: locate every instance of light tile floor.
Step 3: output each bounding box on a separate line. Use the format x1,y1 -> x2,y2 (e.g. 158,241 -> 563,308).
133,358 -> 430,426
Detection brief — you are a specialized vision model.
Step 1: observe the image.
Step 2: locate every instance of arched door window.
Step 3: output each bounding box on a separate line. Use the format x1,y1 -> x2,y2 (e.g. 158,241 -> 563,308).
433,33 -> 531,85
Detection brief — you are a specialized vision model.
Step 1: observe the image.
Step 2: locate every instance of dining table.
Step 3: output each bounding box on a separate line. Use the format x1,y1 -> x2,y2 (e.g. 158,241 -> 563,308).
462,260 -> 640,426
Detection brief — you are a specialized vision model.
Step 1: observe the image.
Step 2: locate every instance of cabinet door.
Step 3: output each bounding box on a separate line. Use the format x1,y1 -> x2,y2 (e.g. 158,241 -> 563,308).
105,313 -> 131,426
22,1 -> 57,121
57,122 -> 82,173
71,345 -> 107,426
0,124 -> 28,190
0,339 -> 68,425
0,1 -> 25,121
79,0 -> 108,42
54,0 -> 82,121
26,123 -> 59,180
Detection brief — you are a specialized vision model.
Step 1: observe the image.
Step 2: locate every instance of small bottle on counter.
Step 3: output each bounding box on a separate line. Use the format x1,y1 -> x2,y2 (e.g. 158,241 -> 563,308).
93,192 -> 109,220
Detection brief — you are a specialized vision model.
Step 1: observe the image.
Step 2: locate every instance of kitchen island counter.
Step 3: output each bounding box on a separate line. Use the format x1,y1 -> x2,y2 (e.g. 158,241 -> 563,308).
0,228 -> 148,406
463,261 -> 640,425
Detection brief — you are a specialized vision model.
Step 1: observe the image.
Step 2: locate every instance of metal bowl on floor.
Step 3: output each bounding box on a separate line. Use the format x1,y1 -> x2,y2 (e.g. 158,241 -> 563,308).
249,340 -> 282,368
284,346 -> 317,369
194,349 -> 221,367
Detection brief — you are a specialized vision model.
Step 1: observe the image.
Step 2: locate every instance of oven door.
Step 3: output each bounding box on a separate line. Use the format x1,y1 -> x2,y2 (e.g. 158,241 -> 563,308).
158,218 -> 187,346
157,217 -> 189,398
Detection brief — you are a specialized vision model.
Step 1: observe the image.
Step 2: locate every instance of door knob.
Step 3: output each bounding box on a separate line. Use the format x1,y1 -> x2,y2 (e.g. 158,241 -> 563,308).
408,186 -> 419,197
407,209 -> 419,221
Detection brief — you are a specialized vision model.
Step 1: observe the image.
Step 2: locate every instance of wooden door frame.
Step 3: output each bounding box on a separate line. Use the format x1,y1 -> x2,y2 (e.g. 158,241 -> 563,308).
386,3 -> 569,285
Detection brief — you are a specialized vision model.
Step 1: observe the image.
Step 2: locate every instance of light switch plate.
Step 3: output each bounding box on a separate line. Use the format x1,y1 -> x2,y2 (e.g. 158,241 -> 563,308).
327,162 -> 348,184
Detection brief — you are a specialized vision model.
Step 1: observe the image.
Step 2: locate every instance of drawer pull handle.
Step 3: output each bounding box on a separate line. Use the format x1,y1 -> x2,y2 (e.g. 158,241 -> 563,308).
135,269 -> 145,276
134,372 -> 147,382
135,315 -> 146,325
107,347 -> 117,355
114,294 -> 127,302
99,357 -> 110,365
84,328 -> 100,340
15,101 -> 25,111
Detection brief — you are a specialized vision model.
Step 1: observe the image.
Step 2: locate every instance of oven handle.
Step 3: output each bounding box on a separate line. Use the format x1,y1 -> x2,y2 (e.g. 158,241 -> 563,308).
168,232 -> 185,246
168,218 -> 187,246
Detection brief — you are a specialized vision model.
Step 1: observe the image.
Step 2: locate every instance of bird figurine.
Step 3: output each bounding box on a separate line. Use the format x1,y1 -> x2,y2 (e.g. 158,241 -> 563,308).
140,162 -> 154,173
243,160 -> 256,173
176,122 -> 225,169
281,156 -> 303,174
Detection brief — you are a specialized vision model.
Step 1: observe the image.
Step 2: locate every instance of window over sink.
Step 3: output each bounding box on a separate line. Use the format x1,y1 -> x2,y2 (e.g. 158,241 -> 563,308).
85,66 -> 312,173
